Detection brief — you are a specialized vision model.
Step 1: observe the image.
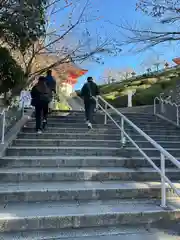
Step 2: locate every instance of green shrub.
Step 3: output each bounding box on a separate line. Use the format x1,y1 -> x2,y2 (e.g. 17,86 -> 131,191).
105,95 -> 128,108
133,84 -> 163,106
0,47 -> 25,95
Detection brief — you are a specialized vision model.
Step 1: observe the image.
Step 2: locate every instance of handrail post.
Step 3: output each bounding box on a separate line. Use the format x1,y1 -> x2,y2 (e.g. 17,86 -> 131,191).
160,99 -> 164,113
121,117 -> 126,145
97,95 -> 180,201
22,100 -> 24,117
104,102 -> 107,125
1,111 -> 5,144
154,98 -> 157,115
176,106 -> 179,126
160,153 -> 167,208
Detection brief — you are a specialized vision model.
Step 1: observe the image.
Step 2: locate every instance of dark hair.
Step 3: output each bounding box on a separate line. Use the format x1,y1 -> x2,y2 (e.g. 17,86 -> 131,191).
87,77 -> 93,81
47,70 -> 52,75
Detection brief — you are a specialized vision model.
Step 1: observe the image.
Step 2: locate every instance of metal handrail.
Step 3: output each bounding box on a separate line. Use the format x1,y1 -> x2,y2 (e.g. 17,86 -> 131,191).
0,100 -> 19,114
154,95 -> 180,126
96,95 -> 180,208
0,100 -> 24,144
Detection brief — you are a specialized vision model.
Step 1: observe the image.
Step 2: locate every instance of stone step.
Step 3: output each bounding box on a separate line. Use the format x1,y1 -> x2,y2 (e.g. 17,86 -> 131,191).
131,135 -> 180,141
22,127 -> 118,134
0,199 -> 179,233
42,116 -> 162,124
12,139 -> 180,149
29,117 -> 170,125
124,113 -> 157,117
124,116 -> 166,122
127,141 -> 180,149
0,156 -> 177,168
2,226 -> 176,240
41,117 -> 176,131
6,146 -> 128,157
0,181 -> 179,203
25,122 -> 114,129
17,132 -> 180,141
25,122 -> 180,134
26,121 -> 176,130
21,126 -> 180,135
123,113 -> 156,117
129,120 -> 177,127
12,139 -> 123,148
17,132 -> 121,140
30,117 -> 104,122
123,117 -> 160,121
128,121 -> 177,128
137,129 -> 180,135
0,167 -> 179,182
50,112 -> 156,120
25,119 -> 179,130
5,146 -> 180,158
1,231 -> 179,240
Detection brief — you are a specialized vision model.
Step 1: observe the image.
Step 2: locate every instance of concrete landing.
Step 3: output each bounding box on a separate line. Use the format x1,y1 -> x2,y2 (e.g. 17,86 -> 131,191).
0,199 -> 179,232
1,226 -> 179,239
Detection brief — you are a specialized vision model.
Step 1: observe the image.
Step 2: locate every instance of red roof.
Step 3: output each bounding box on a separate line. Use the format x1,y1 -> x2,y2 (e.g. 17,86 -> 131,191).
173,58 -> 180,65
69,70 -> 88,79
62,69 -> 88,85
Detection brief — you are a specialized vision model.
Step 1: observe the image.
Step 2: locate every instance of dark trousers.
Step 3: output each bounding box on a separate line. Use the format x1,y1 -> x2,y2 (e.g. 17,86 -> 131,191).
35,102 -> 48,131
84,101 -> 96,123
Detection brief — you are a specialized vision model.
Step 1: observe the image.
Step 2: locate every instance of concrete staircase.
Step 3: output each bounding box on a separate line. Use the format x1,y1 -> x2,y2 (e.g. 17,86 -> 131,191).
0,111 -> 180,239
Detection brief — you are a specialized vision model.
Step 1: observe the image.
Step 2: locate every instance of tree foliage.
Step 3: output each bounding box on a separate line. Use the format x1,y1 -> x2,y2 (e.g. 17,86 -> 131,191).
0,0 -> 47,51
0,47 -> 25,94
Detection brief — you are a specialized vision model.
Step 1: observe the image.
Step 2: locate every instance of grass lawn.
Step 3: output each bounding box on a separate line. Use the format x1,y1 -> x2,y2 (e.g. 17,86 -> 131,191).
99,69 -> 180,108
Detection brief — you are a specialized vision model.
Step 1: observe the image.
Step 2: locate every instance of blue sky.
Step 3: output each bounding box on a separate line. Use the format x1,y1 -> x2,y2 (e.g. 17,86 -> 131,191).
52,0 -> 180,90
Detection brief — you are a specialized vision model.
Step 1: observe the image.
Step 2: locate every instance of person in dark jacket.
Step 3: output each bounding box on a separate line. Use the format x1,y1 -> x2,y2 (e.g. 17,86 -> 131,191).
45,70 -> 57,113
31,76 -> 51,133
81,77 -> 100,128
46,70 -> 56,93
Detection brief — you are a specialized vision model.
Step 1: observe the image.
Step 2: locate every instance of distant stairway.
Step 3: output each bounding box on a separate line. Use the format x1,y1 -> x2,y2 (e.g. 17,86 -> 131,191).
0,109 -> 180,239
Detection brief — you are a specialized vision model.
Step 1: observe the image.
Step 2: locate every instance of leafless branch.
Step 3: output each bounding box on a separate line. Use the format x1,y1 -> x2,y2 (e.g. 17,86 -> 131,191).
109,0 -> 180,51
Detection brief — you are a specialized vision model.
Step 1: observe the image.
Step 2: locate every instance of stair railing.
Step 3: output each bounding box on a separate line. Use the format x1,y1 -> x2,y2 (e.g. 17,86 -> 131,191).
154,93 -> 180,126
96,95 -> 180,208
0,100 -> 24,144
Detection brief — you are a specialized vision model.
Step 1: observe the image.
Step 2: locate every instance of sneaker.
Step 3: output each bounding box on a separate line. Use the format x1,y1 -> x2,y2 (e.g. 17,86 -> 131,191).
42,120 -> 47,129
37,130 -> 42,134
87,122 -> 92,129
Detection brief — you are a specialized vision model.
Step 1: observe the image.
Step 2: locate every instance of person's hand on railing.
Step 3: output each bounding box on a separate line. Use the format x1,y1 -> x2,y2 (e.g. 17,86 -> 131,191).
164,96 -> 172,104
159,93 -> 164,100
166,96 -> 171,100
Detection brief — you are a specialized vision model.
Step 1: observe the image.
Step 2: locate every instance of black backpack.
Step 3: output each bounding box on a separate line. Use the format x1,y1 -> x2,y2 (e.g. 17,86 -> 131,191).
39,91 -> 51,103
86,82 -> 96,104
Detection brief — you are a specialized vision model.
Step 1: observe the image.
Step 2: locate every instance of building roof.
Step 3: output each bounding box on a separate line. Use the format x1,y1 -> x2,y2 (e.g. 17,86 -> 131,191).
32,53 -> 88,85
173,58 -> 180,65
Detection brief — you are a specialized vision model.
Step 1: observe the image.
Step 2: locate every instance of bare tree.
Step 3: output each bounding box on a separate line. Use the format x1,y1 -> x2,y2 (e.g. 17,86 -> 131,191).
141,52 -> 166,72
10,0 -> 121,83
116,0 -> 180,51
102,68 -> 134,84
136,0 -> 180,21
